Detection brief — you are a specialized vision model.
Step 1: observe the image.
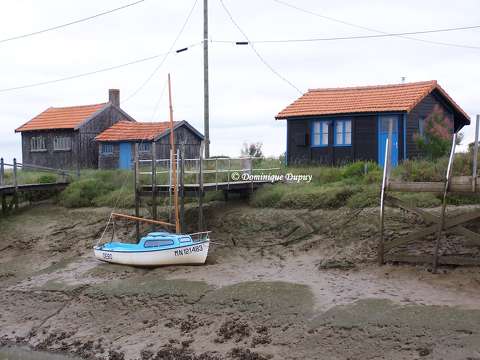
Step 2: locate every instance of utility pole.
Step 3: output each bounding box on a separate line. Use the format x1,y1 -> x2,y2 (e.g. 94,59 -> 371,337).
203,0 -> 210,158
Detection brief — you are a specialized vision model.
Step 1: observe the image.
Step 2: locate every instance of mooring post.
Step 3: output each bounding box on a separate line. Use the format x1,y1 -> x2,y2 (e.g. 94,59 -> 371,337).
134,143 -> 140,242
378,137 -> 390,266
151,142 -> 157,230
0,158 -> 4,186
473,114 -> 479,192
198,142 -> 205,231
13,158 -> 18,209
433,133 -> 457,273
180,146 -> 185,233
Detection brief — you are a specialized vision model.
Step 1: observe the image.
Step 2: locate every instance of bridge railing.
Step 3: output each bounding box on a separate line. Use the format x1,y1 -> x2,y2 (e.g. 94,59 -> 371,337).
0,157 -> 72,187
137,156 -> 282,188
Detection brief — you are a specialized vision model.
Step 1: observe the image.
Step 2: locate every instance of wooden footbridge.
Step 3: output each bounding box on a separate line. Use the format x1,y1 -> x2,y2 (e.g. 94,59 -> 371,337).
131,143 -> 281,237
379,115 -> 480,270
0,158 -> 71,214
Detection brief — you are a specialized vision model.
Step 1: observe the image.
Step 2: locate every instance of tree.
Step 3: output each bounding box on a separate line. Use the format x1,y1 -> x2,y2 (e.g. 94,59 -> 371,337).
241,142 -> 263,158
413,105 -> 454,160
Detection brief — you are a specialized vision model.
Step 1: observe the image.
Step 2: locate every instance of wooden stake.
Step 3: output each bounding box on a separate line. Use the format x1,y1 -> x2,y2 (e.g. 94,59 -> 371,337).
473,115 -> 479,192
378,137 -> 390,265
168,73 -> 180,234
433,133 -> 456,272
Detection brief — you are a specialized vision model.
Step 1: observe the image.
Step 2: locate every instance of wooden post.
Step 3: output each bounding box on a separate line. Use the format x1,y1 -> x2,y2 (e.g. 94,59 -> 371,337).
151,141 -> 157,231
0,158 -> 4,186
198,142 -> 205,231
180,146 -> 185,233
473,115 -> 479,192
250,156 -> 254,193
433,133 -> 456,272
134,144 -> 140,241
378,137 -> 390,265
1,158 -> 5,214
168,73 -> 180,234
13,158 -> 18,210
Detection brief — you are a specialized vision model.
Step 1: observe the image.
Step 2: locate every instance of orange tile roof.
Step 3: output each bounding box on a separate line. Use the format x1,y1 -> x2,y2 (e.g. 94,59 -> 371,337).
15,103 -> 107,132
276,80 -> 470,121
95,121 -> 178,142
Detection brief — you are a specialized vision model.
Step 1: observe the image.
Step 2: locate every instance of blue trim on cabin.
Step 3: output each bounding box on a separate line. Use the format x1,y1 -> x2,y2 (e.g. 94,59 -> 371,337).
377,114 -> 400,167
310,120 -> 329,147
333,118 -> 352,147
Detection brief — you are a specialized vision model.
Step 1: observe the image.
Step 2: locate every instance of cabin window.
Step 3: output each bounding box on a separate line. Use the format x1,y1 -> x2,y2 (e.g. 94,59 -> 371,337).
30,136 -> 46,151
179,237 -> 191,243
418,117 -> 426,137
53,136 -> 71,151
312,120 -> 329,147
334,119 -> 352,146
101,143 -> 113,154
144,239 -> 174,247
138,142 -> 151,152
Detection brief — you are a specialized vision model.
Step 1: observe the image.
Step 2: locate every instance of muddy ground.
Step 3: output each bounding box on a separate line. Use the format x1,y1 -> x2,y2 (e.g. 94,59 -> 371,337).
1,201 -> 480,359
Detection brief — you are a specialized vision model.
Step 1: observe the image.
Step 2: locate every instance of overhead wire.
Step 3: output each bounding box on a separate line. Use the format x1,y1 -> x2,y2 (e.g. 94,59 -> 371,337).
0,0 -> 147,45
0,42 -> 201,94
122,0 -> 199,104
218,0 -> 302,94
270,0 -> 480,50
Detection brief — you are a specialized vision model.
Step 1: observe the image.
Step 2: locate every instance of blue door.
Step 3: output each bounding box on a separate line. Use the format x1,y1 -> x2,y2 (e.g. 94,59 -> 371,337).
119,142 -> 132,169
378,115 -> 399,167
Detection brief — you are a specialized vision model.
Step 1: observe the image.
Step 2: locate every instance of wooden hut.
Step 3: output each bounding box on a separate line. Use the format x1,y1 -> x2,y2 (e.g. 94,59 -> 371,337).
276,81 -> 470,166
95,120 -> 204,169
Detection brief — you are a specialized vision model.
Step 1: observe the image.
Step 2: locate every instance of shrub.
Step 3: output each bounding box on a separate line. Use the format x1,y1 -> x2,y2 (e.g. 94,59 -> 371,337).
36,174 -> 57,184
414,105 -> 454,160
346,186 -> 379,208
250,184 -> 287,208
93,188 -> 135,208
60,178 -> 114,208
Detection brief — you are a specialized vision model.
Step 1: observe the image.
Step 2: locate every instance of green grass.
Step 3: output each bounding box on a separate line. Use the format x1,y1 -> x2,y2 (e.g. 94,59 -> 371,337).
13,154 -> 480,210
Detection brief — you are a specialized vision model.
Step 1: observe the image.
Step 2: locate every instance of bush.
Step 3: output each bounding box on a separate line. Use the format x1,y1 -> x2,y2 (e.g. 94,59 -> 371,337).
93,188 -> 135,208
250,184 -> 287,208
36,174 -> 57,184
346,186 -> 379,208
60,178 -> 114,208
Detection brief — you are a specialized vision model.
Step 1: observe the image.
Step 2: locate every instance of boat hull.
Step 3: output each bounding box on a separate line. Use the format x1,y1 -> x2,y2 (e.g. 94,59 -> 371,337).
94,241 -> 209,267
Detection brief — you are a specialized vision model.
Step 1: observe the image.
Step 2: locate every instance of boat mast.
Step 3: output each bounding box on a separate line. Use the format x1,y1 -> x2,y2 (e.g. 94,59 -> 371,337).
168,73 -> 181,234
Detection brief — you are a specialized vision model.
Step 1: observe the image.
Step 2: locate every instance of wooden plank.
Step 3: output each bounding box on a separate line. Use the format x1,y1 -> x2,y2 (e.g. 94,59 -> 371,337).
388,177 -> 480,193
385,209 -> 480,251
386,254 -> 480,266
385,195 -> 436,223
111,213 -> 175,227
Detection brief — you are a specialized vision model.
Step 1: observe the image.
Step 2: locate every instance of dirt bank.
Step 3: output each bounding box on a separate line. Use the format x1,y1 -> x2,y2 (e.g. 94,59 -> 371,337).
1,202 -> 480,359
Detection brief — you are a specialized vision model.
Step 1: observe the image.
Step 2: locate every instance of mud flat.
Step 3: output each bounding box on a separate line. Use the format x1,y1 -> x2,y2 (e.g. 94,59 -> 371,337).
1,203 -> 480,359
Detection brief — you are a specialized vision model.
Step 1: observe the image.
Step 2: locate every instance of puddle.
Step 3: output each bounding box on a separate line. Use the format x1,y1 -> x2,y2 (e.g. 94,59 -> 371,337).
0,346 -> 81,360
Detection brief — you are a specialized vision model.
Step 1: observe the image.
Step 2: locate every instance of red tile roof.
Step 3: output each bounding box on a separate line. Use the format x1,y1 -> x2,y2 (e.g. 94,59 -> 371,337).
276,80 -> 470,122
95,121 -> 178,142
15,103 -> 107,132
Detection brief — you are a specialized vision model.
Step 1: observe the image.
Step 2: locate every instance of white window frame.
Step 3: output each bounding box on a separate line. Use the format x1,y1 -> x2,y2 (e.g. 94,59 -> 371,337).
312,120 -> 329,147
334,119 -> 352,146
30,136 -> 46,152
101,143 -> 114,155
138,142 -> 151,153
53,136 -> 72,151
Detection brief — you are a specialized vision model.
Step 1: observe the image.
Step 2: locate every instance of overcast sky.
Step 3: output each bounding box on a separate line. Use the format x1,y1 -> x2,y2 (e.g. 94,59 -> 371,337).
1,0 -> 479,161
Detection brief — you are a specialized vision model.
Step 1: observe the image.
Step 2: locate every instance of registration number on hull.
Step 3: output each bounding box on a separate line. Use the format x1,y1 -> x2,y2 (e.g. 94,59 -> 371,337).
174,244 -> 203,257
102,252 -> 113,260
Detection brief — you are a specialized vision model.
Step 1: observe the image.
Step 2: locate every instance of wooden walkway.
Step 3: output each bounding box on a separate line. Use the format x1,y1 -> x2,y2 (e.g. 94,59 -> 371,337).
0,158 -> 72,213
140,180 -> 272,195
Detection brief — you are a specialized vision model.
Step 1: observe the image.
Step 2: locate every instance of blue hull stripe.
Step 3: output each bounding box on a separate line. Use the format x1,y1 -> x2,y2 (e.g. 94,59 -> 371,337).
95,240 -> 209,254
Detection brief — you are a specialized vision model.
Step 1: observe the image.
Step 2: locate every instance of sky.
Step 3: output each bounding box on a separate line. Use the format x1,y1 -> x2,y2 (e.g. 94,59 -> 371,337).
0,0 -> 479,162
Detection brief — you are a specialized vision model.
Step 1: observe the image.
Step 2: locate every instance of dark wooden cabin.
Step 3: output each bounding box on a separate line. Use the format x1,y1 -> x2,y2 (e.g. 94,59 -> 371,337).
15,89 -> 134,169
96,120 -> 204,170
276,81 -> 470,166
